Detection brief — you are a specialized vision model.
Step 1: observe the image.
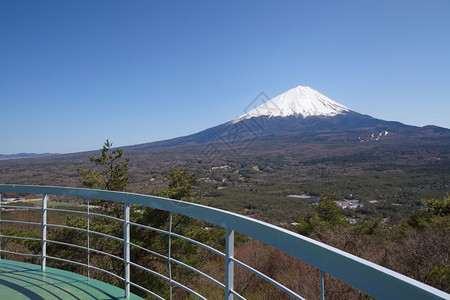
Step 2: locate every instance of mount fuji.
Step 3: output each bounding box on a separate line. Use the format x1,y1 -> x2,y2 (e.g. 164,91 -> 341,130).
128,85 -> 450,151
233,86 -> 351,121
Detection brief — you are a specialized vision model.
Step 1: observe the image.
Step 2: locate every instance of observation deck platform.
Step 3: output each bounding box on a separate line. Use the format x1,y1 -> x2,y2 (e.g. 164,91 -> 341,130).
0,259 -> 143,300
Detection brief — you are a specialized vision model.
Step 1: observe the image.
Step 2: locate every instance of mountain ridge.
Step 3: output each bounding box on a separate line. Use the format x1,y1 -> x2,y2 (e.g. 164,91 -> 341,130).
126,85 -> 450,151
0,153 -> 59,160
3,85 -> 450,155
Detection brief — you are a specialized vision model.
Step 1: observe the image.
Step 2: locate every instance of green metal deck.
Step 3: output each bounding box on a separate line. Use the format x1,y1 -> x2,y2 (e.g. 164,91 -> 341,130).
0,259 -> 143,300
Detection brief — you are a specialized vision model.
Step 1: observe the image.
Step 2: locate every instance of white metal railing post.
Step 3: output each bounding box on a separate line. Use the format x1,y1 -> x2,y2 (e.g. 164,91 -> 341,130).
87,199 -> 90,279
124,203 -> 130,297
225,227 -> 234,299
0,193 -> 2,260
41,194 -> 48,271
320,270 -> 324,300
168,212 -> 173,300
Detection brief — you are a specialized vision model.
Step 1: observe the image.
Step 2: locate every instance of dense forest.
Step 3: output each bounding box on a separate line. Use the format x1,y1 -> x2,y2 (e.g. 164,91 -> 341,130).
1,136 -> 449,224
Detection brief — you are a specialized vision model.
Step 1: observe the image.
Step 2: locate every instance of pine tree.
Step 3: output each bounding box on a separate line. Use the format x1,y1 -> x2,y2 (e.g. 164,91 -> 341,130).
77,139 -> 129,191
316,193 -> 348,226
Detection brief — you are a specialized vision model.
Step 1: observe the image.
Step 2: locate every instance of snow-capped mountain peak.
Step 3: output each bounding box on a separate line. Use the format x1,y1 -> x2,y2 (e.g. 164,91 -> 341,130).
233,85 -> 351,123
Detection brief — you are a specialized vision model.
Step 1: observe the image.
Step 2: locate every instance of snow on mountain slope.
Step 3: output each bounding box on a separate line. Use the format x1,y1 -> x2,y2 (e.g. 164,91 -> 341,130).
233,85 -> 351,123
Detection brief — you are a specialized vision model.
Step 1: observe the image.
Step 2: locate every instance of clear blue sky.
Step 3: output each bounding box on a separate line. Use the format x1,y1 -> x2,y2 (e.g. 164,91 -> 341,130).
1,1 -> 449,154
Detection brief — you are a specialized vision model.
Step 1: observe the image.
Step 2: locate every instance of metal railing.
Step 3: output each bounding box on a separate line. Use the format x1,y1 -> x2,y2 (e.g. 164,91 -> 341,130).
0,184 -> 448,299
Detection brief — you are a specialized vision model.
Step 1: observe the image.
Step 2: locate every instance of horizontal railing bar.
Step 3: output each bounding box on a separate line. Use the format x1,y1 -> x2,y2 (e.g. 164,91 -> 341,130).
171,279 -> 207,300
88,212 -> 124,222
129,221 -> 169,235
89,230 -> 123,242
0,219 -> 41,226
46,223 -> 88,233
45,224 -> 123,242
129,281 -> 165,300
231,257 -> 304,300
170,257 -> 225,289
46,208 -> 87,215
129,242 -> 168,260
88,265 -> 125,282
89,248 -> 123,262
46,255 -> 88,268
47,239 -> 87,251
1,184 -> 448,300
0,250 -> 41,257
129,261 -> 169,282
46,255 -> 125,282
170,232 -> 225,258
0,235 -> 41,242
230,289 -> 246,300
0,205 -> 41,210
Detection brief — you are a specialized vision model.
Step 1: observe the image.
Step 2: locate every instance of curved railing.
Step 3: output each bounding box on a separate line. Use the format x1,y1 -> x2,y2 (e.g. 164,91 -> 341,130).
0,184 -> 448,299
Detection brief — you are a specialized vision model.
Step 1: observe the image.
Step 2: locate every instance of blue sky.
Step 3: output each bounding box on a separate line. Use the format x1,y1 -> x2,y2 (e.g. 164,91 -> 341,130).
1,1 -> 449,154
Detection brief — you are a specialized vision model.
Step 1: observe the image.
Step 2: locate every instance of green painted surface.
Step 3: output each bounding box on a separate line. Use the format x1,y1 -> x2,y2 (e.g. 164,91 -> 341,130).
0,259 -> 144,300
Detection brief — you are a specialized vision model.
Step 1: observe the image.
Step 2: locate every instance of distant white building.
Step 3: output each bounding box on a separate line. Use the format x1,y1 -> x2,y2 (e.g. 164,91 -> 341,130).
2,198 -> 18,202
335,199 -> 364,209
286,195 -> 318,200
